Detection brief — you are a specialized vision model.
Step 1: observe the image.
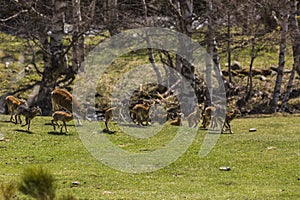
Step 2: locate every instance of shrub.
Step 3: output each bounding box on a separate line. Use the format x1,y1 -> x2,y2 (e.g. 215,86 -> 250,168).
58,193 -> 77,200
18,166 -> 56,200
0,182 -> 17,200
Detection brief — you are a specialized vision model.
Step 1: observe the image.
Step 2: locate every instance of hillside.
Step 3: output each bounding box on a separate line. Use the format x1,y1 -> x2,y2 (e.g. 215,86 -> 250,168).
1,32 -> 300,115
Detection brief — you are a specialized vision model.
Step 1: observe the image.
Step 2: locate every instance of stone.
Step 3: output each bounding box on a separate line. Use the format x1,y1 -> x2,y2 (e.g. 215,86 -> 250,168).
71,181 -> 80,187
259,75 -> 267,81
219,166 -> 231,171
231,61 -> 242,70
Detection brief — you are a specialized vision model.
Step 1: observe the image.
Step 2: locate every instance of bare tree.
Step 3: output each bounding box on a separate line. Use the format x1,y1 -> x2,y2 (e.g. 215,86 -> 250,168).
103,0 -> 119,36
0,0 -> 102,114
280,0 -> 300,112
271,10 -> 289,113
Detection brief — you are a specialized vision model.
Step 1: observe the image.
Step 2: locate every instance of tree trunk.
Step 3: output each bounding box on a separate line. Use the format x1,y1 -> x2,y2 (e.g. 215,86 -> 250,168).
176,0 -> 194,80
205,0 -> 215,106
246,37 -> 256,101
227,11 -> 232,83
142,0 -> 163,87
72,0 -> 85,73
176,0 -> 195,114
271,13 -> 289,113
280,47 -> 298,112
35,0 -> 67,115
104,0 -> 119,36
280,0 -> 300,112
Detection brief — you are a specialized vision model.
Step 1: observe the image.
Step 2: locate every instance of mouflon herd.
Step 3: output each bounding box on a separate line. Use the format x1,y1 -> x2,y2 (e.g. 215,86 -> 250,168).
4,88 -> 240,134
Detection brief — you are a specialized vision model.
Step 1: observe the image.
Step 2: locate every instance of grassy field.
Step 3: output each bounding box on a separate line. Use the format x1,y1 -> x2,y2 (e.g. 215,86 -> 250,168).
1,27 -> 300,200
0,114 -> 299,199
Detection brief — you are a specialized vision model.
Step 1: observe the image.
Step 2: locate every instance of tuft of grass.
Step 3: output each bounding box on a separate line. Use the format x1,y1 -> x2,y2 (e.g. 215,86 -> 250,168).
58,193 -> 78,200
18,166 -> 56,200
0,182 -> 17,200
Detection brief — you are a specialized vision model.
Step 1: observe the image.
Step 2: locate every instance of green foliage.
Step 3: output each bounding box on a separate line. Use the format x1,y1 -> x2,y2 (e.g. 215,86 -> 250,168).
18,166 -> 56,200
0,182 -> 17,200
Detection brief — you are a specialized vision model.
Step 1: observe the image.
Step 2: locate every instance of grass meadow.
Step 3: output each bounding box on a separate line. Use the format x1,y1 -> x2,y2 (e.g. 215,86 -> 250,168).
0,114 -> 299,199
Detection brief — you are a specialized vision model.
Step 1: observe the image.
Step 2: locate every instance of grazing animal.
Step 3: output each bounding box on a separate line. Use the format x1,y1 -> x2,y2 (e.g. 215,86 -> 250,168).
5,95 -> 27,124
51,111 -> 73,133
130,101 -> 154,126
16,105 -> 42,131
51,88 -> 84,125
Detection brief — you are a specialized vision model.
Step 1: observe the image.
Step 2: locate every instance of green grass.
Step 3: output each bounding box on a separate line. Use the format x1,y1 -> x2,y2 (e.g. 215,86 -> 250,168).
0,114 -> 299,199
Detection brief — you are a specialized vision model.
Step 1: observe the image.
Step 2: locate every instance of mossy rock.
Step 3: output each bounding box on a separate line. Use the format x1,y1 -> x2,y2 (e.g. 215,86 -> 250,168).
288,97 -> 300,109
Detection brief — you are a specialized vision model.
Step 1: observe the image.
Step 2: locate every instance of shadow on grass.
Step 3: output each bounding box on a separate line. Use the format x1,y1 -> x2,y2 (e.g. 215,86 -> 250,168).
44,122 -> 75,127
13,129 -> 33,134
101,129 -> 117,134
118,123 -> 148,128
44,122 -> 53,126
0,119 -> 16,123
48,131 -> 68,136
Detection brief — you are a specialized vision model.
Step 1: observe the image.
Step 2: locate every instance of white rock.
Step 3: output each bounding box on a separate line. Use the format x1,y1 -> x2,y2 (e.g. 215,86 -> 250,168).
249,128 -> 257,132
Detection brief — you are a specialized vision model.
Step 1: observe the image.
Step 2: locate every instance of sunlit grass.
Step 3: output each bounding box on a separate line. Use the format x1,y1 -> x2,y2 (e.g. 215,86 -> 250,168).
0,114 -> 299,199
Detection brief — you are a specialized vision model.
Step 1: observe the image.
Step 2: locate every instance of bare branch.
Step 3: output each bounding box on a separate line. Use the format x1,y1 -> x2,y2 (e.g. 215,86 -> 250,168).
0,10 -> 28,22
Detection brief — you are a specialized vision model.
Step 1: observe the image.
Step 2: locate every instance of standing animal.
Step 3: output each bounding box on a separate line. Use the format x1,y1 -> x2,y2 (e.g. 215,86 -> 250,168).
51,88 -> 84,125
5,95 -> 28,124
202,105 -> 240,133
220,108 -> 241,134
168,113 -> 183,126
130,102 -> 154,126
104,107 -> 116,132
186,105 -> 202,128
201,106 -> 217,129
15,105 -> 42,131
51,111 -> 73,133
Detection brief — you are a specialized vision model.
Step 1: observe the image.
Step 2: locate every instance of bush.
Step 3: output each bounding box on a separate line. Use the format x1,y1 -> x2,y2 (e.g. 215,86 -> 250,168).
0,182 -> 17,200
18,166 -> 56,200
58,193 -> 77,200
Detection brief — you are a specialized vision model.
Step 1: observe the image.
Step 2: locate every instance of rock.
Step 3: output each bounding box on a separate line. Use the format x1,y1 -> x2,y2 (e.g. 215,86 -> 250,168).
249,128 -> 257,132
71,181 -> 80,187
219,166 -> 231,171
25,65 -> 33,74
261,69 -> 272,76
222,70 -> 229,76
259,75 -> 267,81
267,146 -> 276,150
283,69 -> 292,73
231,61 -> 242,70
270,65 -> 278,72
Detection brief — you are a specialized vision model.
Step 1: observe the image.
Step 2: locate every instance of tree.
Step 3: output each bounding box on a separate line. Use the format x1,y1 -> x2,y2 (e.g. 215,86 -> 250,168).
271,9 -> 289,113
0,0 -> 101,115
280,0 -> 300,112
